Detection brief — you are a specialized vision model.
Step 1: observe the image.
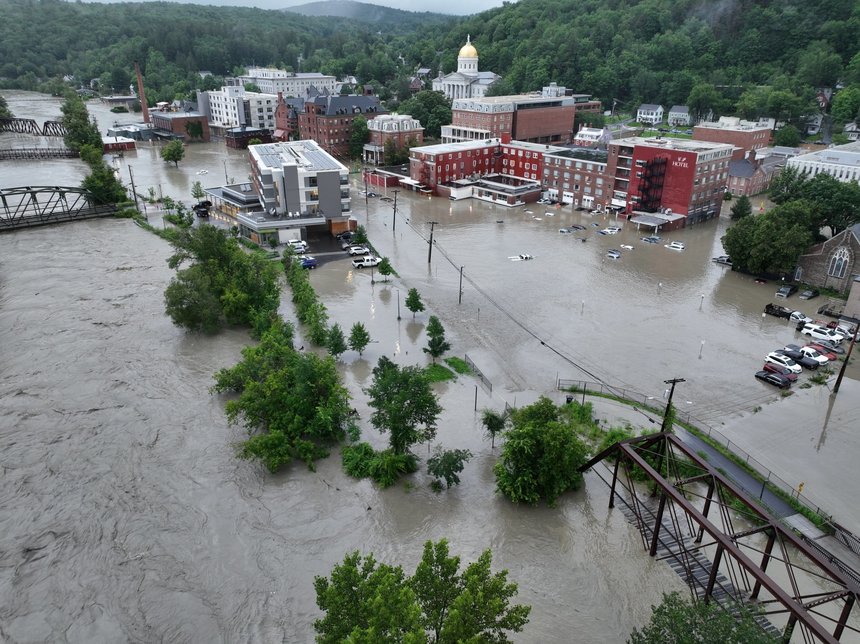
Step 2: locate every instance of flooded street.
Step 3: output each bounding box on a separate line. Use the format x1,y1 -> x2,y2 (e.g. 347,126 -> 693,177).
2,91 -> 859,641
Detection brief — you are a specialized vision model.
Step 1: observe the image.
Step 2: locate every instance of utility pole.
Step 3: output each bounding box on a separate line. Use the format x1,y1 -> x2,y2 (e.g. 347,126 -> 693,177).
392,189 -> 399,233
127,165 -> 141,214
660,378 -> 685,433
363,166 -> 368,209
458,266 -> 464,304
428,221 -> 439,264
833,323 -> 857,394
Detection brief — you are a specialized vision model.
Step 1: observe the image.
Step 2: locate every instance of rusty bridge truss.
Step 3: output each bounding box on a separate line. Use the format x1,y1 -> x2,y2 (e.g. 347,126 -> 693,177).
0,118 -> 67,137
0,187 -> 117,232
580,432 -> 859,643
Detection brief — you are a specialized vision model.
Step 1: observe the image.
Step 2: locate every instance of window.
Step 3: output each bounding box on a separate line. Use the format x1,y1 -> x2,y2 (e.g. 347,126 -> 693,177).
828,247 -> 849,279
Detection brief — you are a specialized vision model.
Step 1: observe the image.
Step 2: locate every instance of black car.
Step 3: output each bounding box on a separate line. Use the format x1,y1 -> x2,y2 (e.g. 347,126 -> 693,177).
755,370 -> 792,389
799,289 -> 820,300
776,348 -> 818,370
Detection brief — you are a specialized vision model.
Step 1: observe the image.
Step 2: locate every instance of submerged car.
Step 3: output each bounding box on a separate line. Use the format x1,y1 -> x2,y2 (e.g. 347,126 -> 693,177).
346,245 -> 370,256
783,344 -> 829,365
665,241 -> 686,251
761,362 -> 799,382
775,284 -> 798,298
798,289 -> 820,300
711,255 -> 732,266
300,256 -> 318,269
764,352 -> 802,374
755,370 -> 792,389
606,249 -> 621,259
641,236 -> 661,244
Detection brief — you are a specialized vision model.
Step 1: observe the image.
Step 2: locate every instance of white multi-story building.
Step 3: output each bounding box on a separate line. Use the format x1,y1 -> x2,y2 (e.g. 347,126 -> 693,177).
238,67 -> 337,97
248,140 -> 351,220
198,86 -> 278,131
636,104 -> 664,125
786,141 -> 860,183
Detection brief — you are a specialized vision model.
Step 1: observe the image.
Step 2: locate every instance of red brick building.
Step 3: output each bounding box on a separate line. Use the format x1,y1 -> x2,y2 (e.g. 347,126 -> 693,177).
363,114 -> 424,165
150,111 -> 210,142
607,137 -> 733,228
500,140 -> 565,182
298,94 -> 386,159
442,88 -> 600,145
693,117 -> 771,161
542,148 -> 610,209
409,139 -> 502,189
272,92 -> 306,142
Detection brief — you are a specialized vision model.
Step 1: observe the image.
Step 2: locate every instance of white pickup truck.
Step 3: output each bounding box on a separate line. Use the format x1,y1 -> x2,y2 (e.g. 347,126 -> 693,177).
352,255 -> 380,269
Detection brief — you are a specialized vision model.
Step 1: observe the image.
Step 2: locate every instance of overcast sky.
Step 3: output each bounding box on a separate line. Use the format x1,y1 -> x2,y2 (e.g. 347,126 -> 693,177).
88,0 -> 506,16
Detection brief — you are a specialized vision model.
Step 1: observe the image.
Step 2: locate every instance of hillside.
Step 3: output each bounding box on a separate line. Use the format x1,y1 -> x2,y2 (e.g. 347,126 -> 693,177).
284,0 -> 450,27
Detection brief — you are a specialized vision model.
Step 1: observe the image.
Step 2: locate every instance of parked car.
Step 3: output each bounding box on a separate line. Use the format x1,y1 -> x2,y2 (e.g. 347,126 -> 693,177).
558,228 -> 573,234
764,352 -> 802,374
764,303 -> 793,319
606,249 -> 621,259
775,348 -> 819,370
800,323 -> 844,344
789,311 -> 813,324
761,362 -> 799,382
603,226 -> 621,234
807,338 -> 845,355
665,241 -> 685,251
755,370 -> 793,389
711,255 -> 732,266
352,255 -> 380,268
775,284 -> 798,298
641,236 -> 661,244
335,231 -> 353,241
805,343 -> 839,360
568,224 -> 586,231
783,344 -> 829,365
287,239 -> 308,254
798,289 -> 819,300
347,245 -> 370,256
300,256 -> 318,269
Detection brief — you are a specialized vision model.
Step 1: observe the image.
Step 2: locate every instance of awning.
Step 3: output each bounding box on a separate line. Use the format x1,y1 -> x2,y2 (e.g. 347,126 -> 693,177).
273,129 -> 286,139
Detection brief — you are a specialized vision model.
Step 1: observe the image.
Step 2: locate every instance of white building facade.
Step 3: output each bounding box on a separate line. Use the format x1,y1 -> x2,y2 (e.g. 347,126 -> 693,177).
636,104 -> 664,125
431,36 -> 501,101
238,67 -> 337,96
200,86 -> 278,130
786,141 -> 860,183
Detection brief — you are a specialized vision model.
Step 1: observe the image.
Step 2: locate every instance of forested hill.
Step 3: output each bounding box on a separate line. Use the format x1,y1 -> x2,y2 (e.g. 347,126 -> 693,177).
284,0 -> 450,27
1,0 -> 858,116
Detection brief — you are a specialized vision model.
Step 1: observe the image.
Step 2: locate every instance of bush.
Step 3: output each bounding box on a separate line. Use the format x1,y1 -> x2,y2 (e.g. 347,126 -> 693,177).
367,450 -> 419,488
342,442 -> 376,478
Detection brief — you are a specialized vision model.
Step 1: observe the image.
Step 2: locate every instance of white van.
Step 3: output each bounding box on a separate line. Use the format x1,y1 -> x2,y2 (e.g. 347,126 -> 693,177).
800,323 -> 843,344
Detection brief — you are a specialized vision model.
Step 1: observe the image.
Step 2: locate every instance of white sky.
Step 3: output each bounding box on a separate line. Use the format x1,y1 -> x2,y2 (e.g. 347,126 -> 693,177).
87,0 -> 506,16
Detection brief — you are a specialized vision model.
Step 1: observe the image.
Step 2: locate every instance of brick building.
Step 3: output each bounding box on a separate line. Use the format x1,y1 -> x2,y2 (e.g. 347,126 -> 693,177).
542,148 -> 609,209
363,114 -> 424,165
442,86 -> 600,145
499,140 -> 565,183
272,93 -> 306,142
693,117 -> 771,161
150,111 -> 210,142
409,139 -> 502,189
796,223 -> 860,294
298,94 -> 386,158
607,137 -> 733,228
727,150 -> 783,196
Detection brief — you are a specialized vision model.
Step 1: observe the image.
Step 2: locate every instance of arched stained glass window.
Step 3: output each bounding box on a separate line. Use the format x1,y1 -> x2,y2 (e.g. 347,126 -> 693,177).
828,247 -> 849,279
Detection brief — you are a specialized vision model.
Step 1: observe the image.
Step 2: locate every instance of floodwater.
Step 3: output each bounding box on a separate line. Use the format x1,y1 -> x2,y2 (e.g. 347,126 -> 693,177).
2,91 -> 859,641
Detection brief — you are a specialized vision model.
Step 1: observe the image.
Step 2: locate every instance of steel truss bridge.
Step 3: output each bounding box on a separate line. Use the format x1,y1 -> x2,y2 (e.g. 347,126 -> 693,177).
581,432 -> 859,643
0,117 -> 67,137
0,187 -> 117,232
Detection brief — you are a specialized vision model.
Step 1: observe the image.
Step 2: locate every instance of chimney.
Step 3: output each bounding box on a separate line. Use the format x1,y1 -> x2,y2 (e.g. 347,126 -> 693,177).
134,61 -> 150,124
747,149 -> 758,167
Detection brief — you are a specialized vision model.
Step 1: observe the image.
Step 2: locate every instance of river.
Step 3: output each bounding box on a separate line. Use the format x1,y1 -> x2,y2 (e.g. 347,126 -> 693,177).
1,90 -> 858,642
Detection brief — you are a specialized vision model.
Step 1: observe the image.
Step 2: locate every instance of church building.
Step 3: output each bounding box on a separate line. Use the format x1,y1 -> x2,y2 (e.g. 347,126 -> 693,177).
432,36 -> 501,101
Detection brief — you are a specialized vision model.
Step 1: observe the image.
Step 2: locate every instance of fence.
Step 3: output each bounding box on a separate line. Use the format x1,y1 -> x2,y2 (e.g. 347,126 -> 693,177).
557,378 -> 850,534
464,353 -> 492,394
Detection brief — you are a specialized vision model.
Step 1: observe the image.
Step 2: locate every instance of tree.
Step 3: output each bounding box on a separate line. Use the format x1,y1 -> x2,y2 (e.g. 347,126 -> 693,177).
722,202 -> 814,275
314,540 -> 530,644
349,115 -> 369,159
730,195 -> 752,220
348,322 -> 371,356
191,180 -> 206,201
481,408 -> 509,449
77,143 -> 127,205
161,140 -> 185,167
213,319 -> 351,472
352,224 -> 368,245
398,91 -> 452,139
405,287 -> 424,318
247,137 -> 262,146
424,315 -> 450,363
686,82 -> 721,123
60,91 -> 101,152
769,166 -> 808,204
366,356 -> 442,454
0,94 -> 12,118
426,447 -> 472,489
773,124 -> 801,147
494,397 -> 589,506
327,323 -> 347,359
164,264 -> 224,333
628,592 -> 777,644
831,86 -> 860,124
796,41 -> 842,89
377,257 -> 393,282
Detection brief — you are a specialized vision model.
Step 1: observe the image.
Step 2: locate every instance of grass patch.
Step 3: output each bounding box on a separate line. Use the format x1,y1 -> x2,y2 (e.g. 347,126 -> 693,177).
444,356 -> 472,375
425,363 -> 456,382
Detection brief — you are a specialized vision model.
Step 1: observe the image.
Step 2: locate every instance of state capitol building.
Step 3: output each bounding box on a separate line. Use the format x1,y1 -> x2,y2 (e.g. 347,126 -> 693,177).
432,36 -> 501,100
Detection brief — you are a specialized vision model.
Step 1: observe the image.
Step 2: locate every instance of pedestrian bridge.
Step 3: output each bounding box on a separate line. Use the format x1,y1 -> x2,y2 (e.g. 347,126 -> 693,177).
0,186 -> 118,232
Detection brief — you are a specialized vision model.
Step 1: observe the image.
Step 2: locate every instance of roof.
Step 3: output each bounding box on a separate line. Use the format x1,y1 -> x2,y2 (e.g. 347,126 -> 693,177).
411,138 -> 501,156
545,147 -> 609,163
305,94 -> 385,117
459,36 -> 478,58
787,141 -> 860,168
669,105 -> 689,114
638,104 -> 662,111
249,140 -> 346,172
416,67 -> 431,75
614,136 -> 734,154
729,159 -> 756,178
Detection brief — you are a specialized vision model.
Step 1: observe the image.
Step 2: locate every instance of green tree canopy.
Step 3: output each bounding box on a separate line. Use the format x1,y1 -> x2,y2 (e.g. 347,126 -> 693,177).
773,124 -> 801,147
366,356 -> 442,454
327,322 -> 348,359
423,315 -> 450,363
405,287 -> 424,318
426,447 -> 472,489
831,86 -> 860,124
481,408 -> 509,449
60,91 -> 102,151
348,322 -> 371,356
398,91 -> 451,139
494,397 -> 589,506
730,195 -> 752,220
628,592 -> 777,644
722,202 -> 814,275
314,539 -> 531,644
349,115 -> 369,159
0,93 -> 12,118
160,140 -> 185,167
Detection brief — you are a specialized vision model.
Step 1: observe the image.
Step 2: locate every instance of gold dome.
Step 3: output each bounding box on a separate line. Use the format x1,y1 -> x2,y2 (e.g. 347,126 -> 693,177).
459,36 -> 478,58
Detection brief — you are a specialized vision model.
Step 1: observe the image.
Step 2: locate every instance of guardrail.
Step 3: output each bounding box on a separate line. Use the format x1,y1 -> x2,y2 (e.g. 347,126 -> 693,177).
464,353 -> 492,394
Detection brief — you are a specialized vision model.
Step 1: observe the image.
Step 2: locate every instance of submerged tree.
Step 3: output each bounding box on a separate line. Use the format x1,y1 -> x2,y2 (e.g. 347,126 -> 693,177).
160,139 -> 185,167
348,322 -> 371,356
424,315 -> 451,363
405,287 -> 424,318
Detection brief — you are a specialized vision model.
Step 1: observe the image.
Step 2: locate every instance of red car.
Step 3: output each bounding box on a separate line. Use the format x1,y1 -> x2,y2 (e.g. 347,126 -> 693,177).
762,362 -> 799,382
805,343 -> 838,361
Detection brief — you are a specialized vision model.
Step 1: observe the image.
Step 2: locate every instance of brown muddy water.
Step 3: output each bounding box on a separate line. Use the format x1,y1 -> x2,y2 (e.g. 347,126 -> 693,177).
2,91 -> 858,642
